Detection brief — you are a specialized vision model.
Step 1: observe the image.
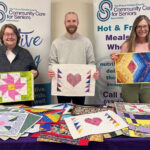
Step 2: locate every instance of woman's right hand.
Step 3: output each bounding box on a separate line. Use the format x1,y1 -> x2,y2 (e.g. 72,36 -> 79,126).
110,52 -> 119,62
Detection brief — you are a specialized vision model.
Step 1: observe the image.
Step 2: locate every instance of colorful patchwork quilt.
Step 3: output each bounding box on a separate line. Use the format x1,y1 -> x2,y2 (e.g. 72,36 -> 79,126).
0,71 -> 34,103
24,107 -> 64,124
115,102 -> 150,137
115,52 -> 150,83
37,121 -> 90,146
103,130 -> 123,139
122,127 -> 150,137
115,102 -> 150,115
123,112 -> 150,133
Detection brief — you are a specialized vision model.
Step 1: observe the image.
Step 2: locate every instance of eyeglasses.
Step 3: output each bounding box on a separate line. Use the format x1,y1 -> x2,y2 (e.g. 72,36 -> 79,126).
136,25 -> 149,30
4,33 -> 16,37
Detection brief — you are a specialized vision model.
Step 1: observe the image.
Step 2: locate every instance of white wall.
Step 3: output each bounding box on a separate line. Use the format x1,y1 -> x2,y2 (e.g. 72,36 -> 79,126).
51,0 -> 96,104
51,0 -> 94,43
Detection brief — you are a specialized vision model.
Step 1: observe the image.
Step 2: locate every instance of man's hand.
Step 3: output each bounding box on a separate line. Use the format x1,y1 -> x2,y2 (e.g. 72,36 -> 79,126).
93,70 -> 99,80
48,69 -> 55,80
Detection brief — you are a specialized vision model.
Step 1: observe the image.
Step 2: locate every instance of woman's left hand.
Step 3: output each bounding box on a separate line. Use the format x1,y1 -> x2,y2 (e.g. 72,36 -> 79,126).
31,70 -> 38,78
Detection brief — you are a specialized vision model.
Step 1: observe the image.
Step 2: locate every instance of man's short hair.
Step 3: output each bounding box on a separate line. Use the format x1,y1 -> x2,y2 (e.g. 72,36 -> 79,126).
65,11 -> 79,21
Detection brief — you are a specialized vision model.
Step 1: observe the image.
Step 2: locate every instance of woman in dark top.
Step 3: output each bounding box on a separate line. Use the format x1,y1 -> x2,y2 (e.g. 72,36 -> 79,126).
0,23 -> 38,77
0,23 -> 38,105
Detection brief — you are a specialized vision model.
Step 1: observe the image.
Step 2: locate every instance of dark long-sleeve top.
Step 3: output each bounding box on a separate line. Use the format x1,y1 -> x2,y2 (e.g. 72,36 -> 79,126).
0,44 -> 38,78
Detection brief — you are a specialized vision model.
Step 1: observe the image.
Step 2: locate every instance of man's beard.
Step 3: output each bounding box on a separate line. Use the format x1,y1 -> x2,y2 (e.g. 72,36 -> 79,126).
66,25 -> 77,34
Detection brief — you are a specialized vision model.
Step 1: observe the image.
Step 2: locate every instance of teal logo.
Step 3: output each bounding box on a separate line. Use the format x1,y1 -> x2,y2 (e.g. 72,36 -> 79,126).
97,0 -> 113,22
0,1 -> 7,23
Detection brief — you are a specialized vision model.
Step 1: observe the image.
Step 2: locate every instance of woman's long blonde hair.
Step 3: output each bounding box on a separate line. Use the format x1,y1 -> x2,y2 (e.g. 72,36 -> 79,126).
126,15 -> 150,52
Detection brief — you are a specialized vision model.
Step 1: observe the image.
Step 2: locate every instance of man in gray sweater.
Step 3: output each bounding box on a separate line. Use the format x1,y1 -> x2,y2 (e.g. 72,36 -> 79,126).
48,11 -> 99,105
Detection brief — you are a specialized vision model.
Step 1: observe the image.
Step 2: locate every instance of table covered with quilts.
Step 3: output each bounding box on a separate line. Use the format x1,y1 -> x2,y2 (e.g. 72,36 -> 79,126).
0,103 -> 150,150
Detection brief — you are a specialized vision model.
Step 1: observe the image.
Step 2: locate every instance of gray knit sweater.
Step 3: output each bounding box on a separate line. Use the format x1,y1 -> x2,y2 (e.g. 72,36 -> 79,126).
48,34 -> 95,69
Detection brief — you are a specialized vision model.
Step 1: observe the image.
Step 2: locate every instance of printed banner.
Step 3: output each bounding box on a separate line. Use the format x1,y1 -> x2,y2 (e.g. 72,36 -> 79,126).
115,52 -> 150,83
0,0 -> 51,105
93,0 -> 150,104
52,64 -> 96,96
0,71 -> 34,103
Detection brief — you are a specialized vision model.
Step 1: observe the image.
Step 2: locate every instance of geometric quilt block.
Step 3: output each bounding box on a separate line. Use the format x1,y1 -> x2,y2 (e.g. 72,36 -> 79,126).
0,71 -> 34,103
115,102 -> 150,115
52,64 -> 96,96
124,113 -> 150,126
0,112 -> 28,136
123,112 -> 150,134
133,53 -> 150,82
121,127 -> 150,137
24,107 -> 64,124
114,102 -> 150,136
115,53 -> 133,83
115,52 -> 150,83
64,110 -> 128,139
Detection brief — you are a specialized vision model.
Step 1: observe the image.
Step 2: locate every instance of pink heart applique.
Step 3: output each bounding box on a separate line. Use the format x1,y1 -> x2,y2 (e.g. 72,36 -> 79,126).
85,117 -> 102,126
0,121 -> 5,125
67,73 -> 81,87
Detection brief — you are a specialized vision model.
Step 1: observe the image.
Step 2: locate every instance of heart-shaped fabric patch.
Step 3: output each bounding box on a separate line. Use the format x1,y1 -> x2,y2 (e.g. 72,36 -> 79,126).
85,117 -> 102,126
67,73 -> 81,87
